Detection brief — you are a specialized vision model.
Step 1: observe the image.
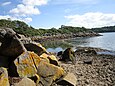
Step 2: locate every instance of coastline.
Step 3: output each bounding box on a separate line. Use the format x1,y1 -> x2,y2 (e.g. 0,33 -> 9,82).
31,32 -> 101,42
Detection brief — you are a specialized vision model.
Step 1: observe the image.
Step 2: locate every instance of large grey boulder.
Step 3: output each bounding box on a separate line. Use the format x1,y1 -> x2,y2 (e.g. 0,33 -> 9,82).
0,28 -> 26,61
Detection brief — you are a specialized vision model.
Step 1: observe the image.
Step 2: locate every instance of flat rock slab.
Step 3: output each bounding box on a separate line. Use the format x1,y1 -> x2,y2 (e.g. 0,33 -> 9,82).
57,72 -> 77,86
13,77 -> 36,86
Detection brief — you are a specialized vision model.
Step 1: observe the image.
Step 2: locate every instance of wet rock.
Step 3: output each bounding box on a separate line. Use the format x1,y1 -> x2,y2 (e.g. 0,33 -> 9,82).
13,77 -> 36,86
14,51 -> 41,77
37,61 -> 65,86
61,48 -> 76,64
24,42 -> 48,56
57,72 -> 77,86
0,67 -> 9,86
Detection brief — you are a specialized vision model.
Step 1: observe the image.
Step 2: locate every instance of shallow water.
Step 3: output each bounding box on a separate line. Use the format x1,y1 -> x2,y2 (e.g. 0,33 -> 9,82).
44,32 -> 115,53
66,32 -> 115,51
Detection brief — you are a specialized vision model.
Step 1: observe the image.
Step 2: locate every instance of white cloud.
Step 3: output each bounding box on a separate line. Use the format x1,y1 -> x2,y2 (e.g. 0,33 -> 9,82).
22,0 -> 48,6
65,12 -> 115,28
1,1 -> 11,6
24,17 -> 32,23
10,0 -> 48,16
0,15 -> 32,23
50,0 -> 98,5
9,0 -> 49,23
10,4 -> 40,16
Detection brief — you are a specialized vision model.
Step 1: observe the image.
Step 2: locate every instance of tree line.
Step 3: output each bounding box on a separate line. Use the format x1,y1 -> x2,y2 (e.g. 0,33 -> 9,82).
0,19 -> 114,37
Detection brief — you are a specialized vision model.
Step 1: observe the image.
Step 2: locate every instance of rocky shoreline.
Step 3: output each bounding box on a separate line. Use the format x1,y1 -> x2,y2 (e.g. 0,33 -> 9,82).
0,28 -> 114,86
31,32 -> 101,42
59,47 -> 115,86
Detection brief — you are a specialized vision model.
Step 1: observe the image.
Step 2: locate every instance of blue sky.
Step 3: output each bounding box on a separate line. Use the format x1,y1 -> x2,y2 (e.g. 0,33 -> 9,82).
0,0 -> 115,29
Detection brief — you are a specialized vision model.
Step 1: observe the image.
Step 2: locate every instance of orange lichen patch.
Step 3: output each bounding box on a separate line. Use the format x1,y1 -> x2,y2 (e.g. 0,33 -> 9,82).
17,65 -> 36,77
29,52 -> 41,66
37,61 -> 65,81
40,53 -> 50,63
40,53 -> 49,58
53,66 -> 64,81
14,51 -> 41,77
0,67 -> 9,86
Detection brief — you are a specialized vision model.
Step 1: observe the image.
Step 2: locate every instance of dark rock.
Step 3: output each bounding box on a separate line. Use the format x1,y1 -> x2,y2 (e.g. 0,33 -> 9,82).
57,51 -> 63,56
0,28 -> 26,61
0,55 -> 9,67
61,48 -> 76,64
83,60 -> 92,64
24,42 -> 48,56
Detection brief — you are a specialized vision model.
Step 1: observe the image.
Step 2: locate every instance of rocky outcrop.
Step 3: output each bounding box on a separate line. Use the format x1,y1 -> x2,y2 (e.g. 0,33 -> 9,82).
0,28 -> 26,62
31,32 -> 101,42
0,28 -> 67,86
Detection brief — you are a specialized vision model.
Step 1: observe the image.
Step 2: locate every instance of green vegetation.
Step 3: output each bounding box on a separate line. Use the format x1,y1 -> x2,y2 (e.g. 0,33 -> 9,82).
1,19 -> 113,37
92,26 -> 115,33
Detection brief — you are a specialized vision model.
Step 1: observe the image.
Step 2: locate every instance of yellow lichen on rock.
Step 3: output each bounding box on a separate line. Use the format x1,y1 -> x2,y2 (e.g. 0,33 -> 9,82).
40,53 -> 50,63
37,61 -> 65,86
14,51 -> 41,77
0,67 -> 9,86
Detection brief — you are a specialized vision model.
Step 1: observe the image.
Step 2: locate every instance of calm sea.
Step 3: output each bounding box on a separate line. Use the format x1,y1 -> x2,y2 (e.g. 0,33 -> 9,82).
45,32 -> 115,52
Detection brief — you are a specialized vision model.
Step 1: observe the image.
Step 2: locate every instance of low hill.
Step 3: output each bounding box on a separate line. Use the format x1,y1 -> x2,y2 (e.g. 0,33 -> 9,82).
92,26 -> 115,33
